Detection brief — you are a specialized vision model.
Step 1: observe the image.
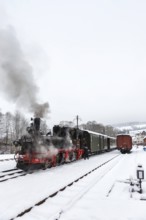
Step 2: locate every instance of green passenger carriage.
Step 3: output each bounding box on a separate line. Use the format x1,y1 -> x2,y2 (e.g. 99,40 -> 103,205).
82,130 -> 116,154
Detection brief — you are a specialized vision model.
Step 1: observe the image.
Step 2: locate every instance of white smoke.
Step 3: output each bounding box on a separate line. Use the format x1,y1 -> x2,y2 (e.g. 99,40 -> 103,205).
48,145 -> 58,157
35,144 -> 58,159
65,132 -> 73,148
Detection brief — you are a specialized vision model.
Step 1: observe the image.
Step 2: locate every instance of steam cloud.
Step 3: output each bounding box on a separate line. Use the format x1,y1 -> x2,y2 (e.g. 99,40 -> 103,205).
0,26 -> 49,118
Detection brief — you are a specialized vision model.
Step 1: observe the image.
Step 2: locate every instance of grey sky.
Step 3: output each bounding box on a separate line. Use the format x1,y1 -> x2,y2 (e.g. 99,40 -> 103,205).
0,0 -> 146,126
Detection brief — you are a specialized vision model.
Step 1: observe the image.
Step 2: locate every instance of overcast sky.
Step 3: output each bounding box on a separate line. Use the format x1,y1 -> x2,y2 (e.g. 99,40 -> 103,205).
0,0 -> 146,127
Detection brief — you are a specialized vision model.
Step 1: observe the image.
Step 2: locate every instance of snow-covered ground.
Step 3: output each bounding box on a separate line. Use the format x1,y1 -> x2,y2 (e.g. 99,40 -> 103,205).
0,147 -> 146,220
0,155 -> 15,172
0,154 -> 14,160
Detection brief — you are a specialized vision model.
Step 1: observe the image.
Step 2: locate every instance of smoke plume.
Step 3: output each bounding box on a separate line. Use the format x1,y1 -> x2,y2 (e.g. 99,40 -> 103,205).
0,26 -> 49,118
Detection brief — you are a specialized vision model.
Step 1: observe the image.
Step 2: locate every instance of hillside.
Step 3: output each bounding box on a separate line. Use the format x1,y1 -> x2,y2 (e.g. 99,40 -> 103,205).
112,122 -> 146,136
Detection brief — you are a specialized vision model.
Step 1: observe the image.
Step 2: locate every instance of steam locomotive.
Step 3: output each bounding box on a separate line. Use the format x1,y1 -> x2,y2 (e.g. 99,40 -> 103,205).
14,118 -> 116,171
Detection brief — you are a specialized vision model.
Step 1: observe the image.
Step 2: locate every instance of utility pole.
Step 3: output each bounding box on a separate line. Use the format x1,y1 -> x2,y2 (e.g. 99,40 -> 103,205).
74,115 -> 82,145
74,115 -> 81,129
76,115 -> 79,147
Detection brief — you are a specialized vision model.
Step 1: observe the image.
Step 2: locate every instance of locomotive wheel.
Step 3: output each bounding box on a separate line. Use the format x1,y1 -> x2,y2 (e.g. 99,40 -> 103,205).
16,161 -> 29,171
127,150 -> 131,154
43,159 -> 52,169
70,152 -> 77,161
121,149 -> 126,154
56,153 -> 64,165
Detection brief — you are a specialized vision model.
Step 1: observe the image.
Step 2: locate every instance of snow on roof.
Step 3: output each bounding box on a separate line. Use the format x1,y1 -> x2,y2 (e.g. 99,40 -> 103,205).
83,129 -> 115,139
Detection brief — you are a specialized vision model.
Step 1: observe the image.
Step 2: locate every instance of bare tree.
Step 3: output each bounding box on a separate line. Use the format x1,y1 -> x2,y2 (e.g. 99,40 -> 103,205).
82,121 -> 105,134
0,112 -> 4,139
4,112 -> 13,147
81,121 -> 118,137
13,111 -> 29,140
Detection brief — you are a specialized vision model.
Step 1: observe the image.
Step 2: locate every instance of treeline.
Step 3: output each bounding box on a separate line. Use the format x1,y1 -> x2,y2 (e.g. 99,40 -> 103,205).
0,111 -> 28,153
0,112 -> 119,154
80,121 -> 119,137
59,120 -> 120,137
0,111 -> 48,153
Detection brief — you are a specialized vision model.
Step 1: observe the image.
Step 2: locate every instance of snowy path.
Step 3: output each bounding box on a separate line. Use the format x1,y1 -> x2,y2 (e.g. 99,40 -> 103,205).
59,147 -> 146,220
0,151 -> 119,220
0,154 -> 16,172
16,153 -> 122,220
0,147 -> 146,220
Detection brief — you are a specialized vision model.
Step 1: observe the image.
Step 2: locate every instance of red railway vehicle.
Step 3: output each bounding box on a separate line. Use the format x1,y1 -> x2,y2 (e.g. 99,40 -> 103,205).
116,134 -> 132,154
143,137 -> 146,146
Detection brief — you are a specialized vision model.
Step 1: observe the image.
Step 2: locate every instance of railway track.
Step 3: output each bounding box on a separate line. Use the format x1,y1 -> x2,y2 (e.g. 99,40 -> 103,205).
0,158 -> 14,162
0,169 -> 27,182
10,154 -> 122,220
0,151 -> 115,184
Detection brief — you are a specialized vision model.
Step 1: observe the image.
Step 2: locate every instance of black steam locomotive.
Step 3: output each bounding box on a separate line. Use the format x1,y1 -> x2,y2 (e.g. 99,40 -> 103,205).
14,118 -> 116,171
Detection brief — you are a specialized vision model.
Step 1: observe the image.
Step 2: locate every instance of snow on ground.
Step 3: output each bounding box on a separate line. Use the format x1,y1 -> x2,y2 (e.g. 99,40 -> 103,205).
0,154 -> 14,160
0,160 -> 16,172
0,147 -> 146,220
0,154 -> 16,172
59,147 -> 146,220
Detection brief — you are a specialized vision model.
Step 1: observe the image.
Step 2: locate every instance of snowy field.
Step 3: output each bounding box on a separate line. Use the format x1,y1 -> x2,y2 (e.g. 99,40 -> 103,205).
0,154 -> 14,160
0,147 -> 146,220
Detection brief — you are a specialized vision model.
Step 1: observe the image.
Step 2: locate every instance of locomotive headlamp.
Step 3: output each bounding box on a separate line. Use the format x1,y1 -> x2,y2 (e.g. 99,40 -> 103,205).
137,164 -> 144,180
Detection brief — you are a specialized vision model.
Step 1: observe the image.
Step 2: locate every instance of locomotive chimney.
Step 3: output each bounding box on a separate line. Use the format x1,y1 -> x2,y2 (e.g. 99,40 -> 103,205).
34,118 -> 41,131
